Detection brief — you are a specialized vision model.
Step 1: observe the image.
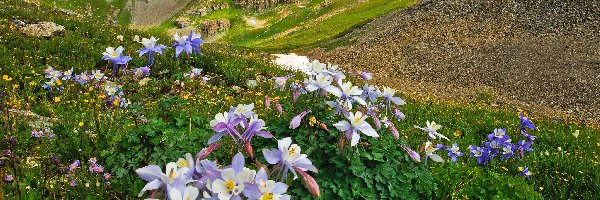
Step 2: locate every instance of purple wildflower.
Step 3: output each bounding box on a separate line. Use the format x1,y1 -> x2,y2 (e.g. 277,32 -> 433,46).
520,166 -> 532,180
102,46 -> 132,77
69,180 -> 76,187
137,36 -> 167,67
103,173 -> 112,181
359,71 -> 372,80
446,142 -> 464,163
262,137 -> 318,180
131,67 -> 151,77
69,160 -> 80,171
4,175 -> 13,182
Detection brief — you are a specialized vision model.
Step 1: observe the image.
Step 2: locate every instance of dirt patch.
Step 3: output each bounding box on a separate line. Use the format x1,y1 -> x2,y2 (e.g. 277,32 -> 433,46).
307,0 -> 600,124
128,0 -> 192,28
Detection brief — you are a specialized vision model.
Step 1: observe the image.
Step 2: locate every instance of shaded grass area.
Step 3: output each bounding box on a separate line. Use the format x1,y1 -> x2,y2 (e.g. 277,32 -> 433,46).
42,0 -> 131,26
1,0 -> 598,199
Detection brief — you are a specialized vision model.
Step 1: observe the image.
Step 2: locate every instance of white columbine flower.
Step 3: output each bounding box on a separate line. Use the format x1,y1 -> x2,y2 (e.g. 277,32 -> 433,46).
140,36 -> 158,49
211,168 -> 256,200
414,121 -> 449,141
333,111 -> 379,146
176,153 -> 194,171
305,73 -> 340,95
173,32 -> 187,45
169,186 -> 199,200
424,141 -> 444,162
102,46 -> 124,60
330,81 -> 366,110
234,103 -> 255,118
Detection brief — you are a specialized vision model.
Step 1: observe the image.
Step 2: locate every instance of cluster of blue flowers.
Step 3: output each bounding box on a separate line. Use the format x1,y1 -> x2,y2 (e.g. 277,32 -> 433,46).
466,112 -> 537,166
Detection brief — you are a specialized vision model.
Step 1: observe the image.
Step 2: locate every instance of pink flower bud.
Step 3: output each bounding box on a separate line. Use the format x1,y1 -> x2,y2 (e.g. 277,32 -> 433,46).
265,95 -> 270,109
294,167 -> 320,198
275,100 -> 283,114
244,142 -> 254,158
388,122 -> 399,139
403,146 -> 421,163
196,142 -> 222,161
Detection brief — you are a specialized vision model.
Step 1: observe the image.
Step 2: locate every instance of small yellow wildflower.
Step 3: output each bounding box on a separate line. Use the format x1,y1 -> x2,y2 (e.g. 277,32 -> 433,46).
539,187 -> 544,191
29,81 -> 36,86
454,130 -> 461,137
12,84 -> 19,90
79,122 -> 84,127
88,87 -> 94,91
2,75 -> 12,81
53,96 -> 60,103
309,116 -> 317,126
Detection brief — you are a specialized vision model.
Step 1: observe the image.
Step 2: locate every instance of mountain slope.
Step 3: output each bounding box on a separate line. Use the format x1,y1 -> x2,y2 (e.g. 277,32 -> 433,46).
308,0 -> 600,123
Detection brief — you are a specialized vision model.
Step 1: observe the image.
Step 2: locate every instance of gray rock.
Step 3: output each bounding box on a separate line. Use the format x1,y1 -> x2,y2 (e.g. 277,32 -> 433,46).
19,21 -> 65,37
175,17 -> 192,29
201,19 -> 230,36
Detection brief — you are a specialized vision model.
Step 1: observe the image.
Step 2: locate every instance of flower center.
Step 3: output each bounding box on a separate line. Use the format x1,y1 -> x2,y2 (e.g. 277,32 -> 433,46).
225,180 -> 236,191
260,193 -> 274,200
288,147 -> 297,156
110,51 -> 117,57
168,168 -> 176,179
177,160 -> 189,167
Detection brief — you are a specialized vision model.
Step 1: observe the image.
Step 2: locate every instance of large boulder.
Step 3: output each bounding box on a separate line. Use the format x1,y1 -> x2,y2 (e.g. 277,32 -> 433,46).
200,19 -> 230,36
175,17 -> 192,29
18,21 -> 65,37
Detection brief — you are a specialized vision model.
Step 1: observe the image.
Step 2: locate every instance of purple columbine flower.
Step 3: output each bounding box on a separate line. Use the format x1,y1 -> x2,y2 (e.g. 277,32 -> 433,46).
381,86 -> 406,109
102,46 -> 132,78
62,68 -> 73,80
519,112 -> 537,130
361,84 -> 381,103
501,143 -> 515,160
262,137 -> 318,180
289,110 -> 311,129
137,36 -> 167,67
103,173 -> 112,181
132,67 -> 151,77
446,142 -> 464,163
468,145 -> 489,165
243,168 -> 291,200
241,117 -> 274,157
359,71 -> 372,80
520,166 -> 532,180
393,109 -> 405,121
273,74 -> 292,91
290,83 -> 305,103
333,111 -> 379,146
173,32 -> 192,58
208,108 -> 244,144
516,140 -> 533,159
69,180 -> 76,187
31,129 -> 43,138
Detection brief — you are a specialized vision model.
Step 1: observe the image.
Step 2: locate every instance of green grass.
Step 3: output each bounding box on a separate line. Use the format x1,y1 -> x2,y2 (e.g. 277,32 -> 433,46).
42,0 -> 131,25
1,0 -> 598,199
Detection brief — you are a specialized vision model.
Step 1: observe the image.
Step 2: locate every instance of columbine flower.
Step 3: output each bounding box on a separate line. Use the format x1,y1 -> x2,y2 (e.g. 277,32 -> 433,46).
102,46 -> 132,77
187,31 -> 204,54
173,32 -> 192,58
273,75 -> 292,91
468,145 -> 489,165
103,173 -> 112,181
69,180 -> 76,187
446,142 -> 463,163
211,153 -> 255,200
487,128 -> 508,141
208,108 -> 244,144
241,116 -> 274,157
262,137 -> 318,180
519,112 -> 536,130
234,103 -> 255,118
381,86 -> 406,108
361,84 -> 381,103
137,36 -> 166,67
176,153 -> 195,171
62,68 -> 73,80
169,186 -> 200,200
136,162 -> 189,197
245,168 -> 290,200
323,63 -> 345,85
305,74 -> 340,96
130,67 -> 150,77
501,143 -> 515,159
330,81 -> 366,110
289,110 -> 311,129
358,71 -> 372,80
414,121 -> 449,141
333,111 -> 379,146
519,166 -> 533,180
393,109 -> 405,121
424,141 -> 444,163
187,68 -> 203,79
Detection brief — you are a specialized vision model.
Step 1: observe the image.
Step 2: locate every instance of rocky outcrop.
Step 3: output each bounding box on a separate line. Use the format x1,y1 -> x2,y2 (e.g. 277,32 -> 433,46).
200,19 -> 230,36
187,2 -> 229,16
175,17 -> 192,28
16,20 -> 65,37
235,0 -> 298,10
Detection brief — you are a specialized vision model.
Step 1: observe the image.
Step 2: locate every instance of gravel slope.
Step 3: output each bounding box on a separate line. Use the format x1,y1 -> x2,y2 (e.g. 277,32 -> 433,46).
308,0 -> 600,124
